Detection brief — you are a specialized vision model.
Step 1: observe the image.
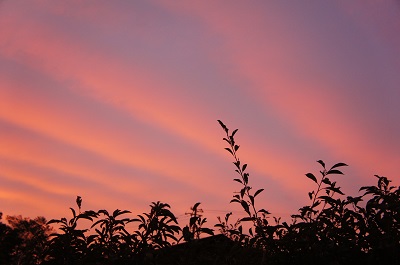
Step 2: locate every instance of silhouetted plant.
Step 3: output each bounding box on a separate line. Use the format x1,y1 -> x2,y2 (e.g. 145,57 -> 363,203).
132,201 -> 180,253
359,175 -> 400,263
2,121 -> 400,264
292,160 -> 348,222
182,202 -> 214,242
0,213 -> 52,265
5,215 -> 52,264
88,209 -> 133,263
0,212 -> 18,265
217,120 -> 270,247
216,120 -> 400,264
215,212 -> 247,243
46,196 -> 98,264
276,160 -> 366,264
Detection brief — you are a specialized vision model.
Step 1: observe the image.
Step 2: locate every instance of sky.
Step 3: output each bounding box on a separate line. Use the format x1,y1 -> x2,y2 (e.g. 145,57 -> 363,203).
1,0 -> 399,226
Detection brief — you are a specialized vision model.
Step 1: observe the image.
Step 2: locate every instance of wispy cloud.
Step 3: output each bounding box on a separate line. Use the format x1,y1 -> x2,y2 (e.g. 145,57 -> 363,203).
1,0 -> 399,222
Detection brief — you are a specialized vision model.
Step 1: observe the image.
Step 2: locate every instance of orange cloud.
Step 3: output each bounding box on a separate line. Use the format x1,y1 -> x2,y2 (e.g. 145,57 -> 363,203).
1,1 -> 398,224
0,5 -> 319,199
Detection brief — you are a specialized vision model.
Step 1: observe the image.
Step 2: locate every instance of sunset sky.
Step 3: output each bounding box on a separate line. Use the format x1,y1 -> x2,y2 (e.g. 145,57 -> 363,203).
1,1 -> 399,226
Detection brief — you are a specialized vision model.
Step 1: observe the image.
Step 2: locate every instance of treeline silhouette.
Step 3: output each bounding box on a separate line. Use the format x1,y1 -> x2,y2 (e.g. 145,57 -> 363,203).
1,121 -> 399,264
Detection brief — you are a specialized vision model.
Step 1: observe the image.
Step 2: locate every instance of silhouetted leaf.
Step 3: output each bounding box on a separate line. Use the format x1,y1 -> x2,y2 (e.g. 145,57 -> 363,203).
227,229 -> 240,235
318,196 -> 337,205
322,177 -> 331,185
223,138 -> 231,144
254,189 -> 264,197
359,186 -> 379,195
70,207 -> 76,219
76,196 -> 82,209
217,120 -> 228,132
190,216 -> 198,227
113,209 -> 131,217
346,196 -> 363,205
240,217 -> 255,222
291,214 -> 302,219
311,201 -> 321,208
241,200 -> 250,215
330,162 -> 348,169
327,169 -> 344,175
306,173 -> 318,183
243,173 -> 248,184
234,178 -> 243,184
240,187 -> 246,198
249,195 -> 254,206
200,227 -> 214,235
91,219 -> 103,228
242,163 -> 247,172
225,147 -> 233,154
258,209 -> 270,215
326,186 -> 345,195
47,219 -> 63,225
78,212 -> 95,222
232,128 -> 238,137
317,160 -> 326,169
98,209 -> 109,216
376,175 -> 390,189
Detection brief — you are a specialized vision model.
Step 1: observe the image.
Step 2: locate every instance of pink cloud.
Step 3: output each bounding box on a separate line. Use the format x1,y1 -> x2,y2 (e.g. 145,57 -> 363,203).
1,1 -> 398,224
159,0 -> 400,179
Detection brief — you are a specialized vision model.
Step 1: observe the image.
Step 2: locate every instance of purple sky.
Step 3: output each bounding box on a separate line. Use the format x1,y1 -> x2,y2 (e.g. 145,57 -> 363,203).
0,0 -> 399,225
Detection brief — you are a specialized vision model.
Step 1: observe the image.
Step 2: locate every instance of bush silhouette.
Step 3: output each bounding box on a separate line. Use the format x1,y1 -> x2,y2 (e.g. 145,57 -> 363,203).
0,214 -> 52,264
0,120 -> 399,264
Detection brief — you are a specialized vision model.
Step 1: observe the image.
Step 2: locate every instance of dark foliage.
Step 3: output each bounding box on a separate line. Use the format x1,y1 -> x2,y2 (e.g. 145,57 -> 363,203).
0,214 -> 52,265
215,120 -> 400,264
0,120 -> 399,264
181,202 -> 214,242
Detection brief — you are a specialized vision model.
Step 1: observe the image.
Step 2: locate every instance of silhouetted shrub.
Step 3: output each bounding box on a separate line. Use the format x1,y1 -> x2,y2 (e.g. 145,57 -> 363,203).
216,120 -> 400,264
181,202 -> 214,242
1,121 -> 399,264
0,214 -> 52,265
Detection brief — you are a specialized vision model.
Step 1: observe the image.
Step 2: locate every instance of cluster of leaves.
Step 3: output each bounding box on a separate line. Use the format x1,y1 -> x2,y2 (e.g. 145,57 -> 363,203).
0,214 -> 53,265
182,202 -> 214,242
44,200 -> 214,264
1,120 -> 399,264
216,120 -> 270,247
0,200 -> 214,265
216,120 -> 400,264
